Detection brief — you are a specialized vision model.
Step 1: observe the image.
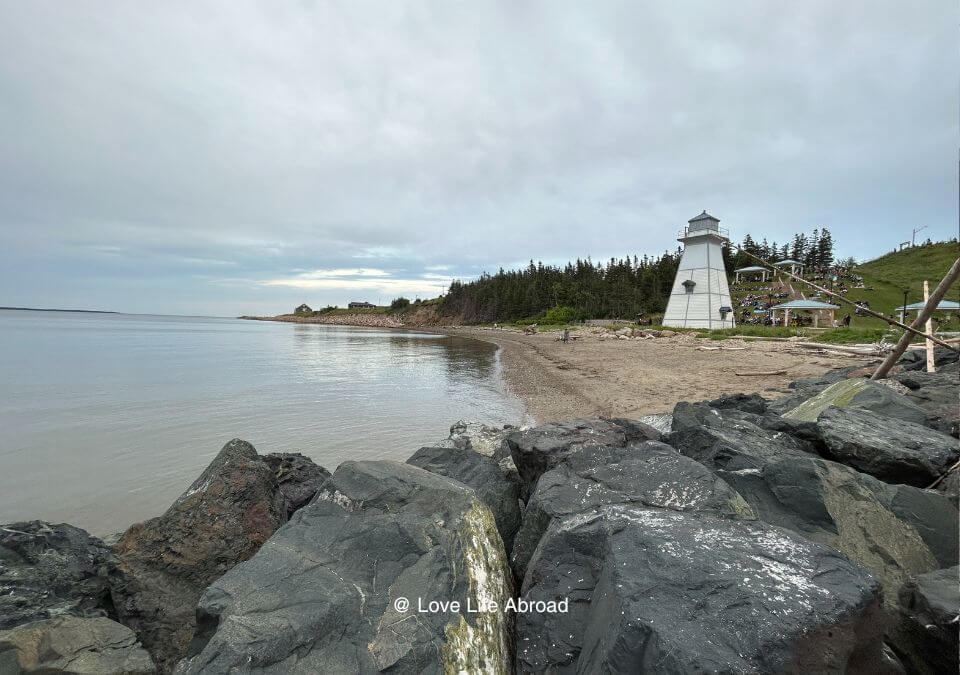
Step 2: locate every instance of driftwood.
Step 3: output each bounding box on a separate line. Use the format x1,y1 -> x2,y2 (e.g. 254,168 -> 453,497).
791,342 -> 879,355
735,369 -> 787,376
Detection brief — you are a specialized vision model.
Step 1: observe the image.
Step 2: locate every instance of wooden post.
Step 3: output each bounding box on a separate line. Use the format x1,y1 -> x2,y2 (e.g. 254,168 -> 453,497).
925,280 -> 935,373
784,309 -> 790,327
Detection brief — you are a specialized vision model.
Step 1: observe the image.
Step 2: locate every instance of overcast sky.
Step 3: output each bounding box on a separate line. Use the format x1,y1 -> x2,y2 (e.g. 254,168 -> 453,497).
0,1 -> 956,316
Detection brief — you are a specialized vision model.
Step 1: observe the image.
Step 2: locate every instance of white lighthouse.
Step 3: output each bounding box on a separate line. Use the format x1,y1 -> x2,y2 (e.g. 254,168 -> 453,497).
662,211 -> 735,329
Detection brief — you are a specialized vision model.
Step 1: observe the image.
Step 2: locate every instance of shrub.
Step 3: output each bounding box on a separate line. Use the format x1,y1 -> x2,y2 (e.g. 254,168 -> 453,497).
541,306 -> 576,325
390,297 -> 411,310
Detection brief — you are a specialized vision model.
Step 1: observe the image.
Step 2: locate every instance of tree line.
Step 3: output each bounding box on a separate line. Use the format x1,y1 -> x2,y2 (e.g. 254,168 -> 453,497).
440,227 -> 837,323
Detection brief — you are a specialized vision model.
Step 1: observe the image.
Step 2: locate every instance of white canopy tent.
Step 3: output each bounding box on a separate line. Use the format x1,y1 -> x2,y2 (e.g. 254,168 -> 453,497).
733,265 -> 769,283
769,298 -> 840,328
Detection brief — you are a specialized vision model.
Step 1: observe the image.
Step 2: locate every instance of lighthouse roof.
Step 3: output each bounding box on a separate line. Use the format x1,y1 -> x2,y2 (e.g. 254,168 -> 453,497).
688,210 -> 719,223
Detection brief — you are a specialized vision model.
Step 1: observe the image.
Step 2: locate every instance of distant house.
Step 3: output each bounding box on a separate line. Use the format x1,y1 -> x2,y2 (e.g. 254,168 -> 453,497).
348,301 -> 376,309
294,303 -> 313,315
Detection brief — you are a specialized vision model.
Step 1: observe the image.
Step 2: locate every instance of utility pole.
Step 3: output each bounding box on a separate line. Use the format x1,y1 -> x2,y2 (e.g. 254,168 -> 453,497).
912,225 -> 927,247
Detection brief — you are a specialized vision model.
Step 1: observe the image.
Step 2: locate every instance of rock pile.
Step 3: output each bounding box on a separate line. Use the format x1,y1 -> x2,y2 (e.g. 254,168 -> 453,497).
1,350 -> 956,673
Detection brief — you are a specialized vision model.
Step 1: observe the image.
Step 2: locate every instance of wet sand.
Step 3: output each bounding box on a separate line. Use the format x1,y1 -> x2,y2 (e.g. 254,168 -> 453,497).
441,327 -> 877,423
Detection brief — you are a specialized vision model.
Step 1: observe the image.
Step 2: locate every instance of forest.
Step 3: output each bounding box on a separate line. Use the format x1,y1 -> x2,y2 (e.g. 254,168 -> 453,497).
439,228 -> 838,323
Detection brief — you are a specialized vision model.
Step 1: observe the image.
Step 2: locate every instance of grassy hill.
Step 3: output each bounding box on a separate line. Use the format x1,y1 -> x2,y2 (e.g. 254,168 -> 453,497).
846,241 -> 959,329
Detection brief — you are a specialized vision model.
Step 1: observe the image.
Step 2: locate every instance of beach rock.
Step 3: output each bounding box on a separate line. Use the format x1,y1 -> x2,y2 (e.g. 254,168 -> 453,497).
666,402 -> 819,471
898,346 -> 960,371
517,505 -> 893,673
446,420 -> 512,458
111,439 -> 287,673
0,616 -> 155,674
262,452 -> 331,515
598,417 -> 662,443
893,370 -> 960,437
0,521 -> 115,630
406,444 -> 522,550
504,419 -> 634,498
817,406 -> 959,487
177,461 -> 513,675
781,378 -> 928,427
889,566 -> 960,675
707,391 -> 769,414
935,470 -> 960,507
510,441 -> 754,581
716,455 -> 958,607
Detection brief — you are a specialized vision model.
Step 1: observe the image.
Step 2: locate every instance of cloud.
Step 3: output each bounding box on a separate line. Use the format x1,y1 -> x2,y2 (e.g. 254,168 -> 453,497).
0,1 -> 955,315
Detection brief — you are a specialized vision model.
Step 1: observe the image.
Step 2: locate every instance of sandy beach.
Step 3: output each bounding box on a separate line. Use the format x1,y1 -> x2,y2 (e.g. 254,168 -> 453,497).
442,327 -> 878,423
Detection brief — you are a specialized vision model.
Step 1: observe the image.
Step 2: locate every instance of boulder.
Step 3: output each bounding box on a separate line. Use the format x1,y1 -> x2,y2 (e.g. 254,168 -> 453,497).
706,392 -> 769,414
898,346 -> 960,371
716,455 -> 959,606
111,439 -> 287,673
893,370 -> 960,437
0,616 -> 155,674
781,379 -> 928,427
817,407 -> 958,487
262,452 -> 331,515
446,420 -> 513,458
517,505 -> 894,673
0,521 -> 115,630
935,470 -> 960,507
597,417 -> 662,443
510,441 -> 754,580
504,419 -> 634,498
665,402 -> 819,471
177,461 -> 513,674
406,444 -> 522,551
889,566 -> 959,675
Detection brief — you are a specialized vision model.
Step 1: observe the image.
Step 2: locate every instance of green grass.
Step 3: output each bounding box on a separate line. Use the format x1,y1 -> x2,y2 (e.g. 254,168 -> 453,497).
846,241 -> 960,329
694,326 -> 806,340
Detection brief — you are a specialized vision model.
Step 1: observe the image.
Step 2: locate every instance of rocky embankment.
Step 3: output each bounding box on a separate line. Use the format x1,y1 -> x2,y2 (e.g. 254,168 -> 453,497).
1,350 -> 958,674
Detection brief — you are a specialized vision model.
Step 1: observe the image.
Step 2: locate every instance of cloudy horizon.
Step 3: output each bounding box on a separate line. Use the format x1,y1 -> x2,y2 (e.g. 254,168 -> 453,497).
1,1 -> 956,316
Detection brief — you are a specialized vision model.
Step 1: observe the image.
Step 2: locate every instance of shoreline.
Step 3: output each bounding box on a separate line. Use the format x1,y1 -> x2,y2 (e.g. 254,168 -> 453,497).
435,326 -> 879,424
246,315 -> 881,425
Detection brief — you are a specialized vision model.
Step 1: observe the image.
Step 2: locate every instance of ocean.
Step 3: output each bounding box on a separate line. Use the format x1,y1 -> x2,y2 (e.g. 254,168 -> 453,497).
0,310 -> 526,535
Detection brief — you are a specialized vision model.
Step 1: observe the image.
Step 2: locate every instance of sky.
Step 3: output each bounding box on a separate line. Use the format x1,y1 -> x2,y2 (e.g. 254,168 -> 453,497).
0,1 -> 956,316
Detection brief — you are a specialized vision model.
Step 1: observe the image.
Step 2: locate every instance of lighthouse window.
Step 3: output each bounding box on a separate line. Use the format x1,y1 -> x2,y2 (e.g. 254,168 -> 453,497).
682,280 -> 696,293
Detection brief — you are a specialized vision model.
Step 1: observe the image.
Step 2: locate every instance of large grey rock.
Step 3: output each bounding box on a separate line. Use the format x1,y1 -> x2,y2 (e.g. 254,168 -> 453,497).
782,378 -> 929,427
898,346 -> 960,372
406,444 -> 522,551
517,505 -> 894,673
111,439 -> 287,673
262,452 -> 331,515
817,406 -> 959,487
598,417 -> 663,443
893,370 -> 960,437
0,616 -> 155,674
177,461 -> 513,675
510,441 -> 754,580
445,420 -> 514,458
504,419 -> 635,498
889,566 -> 960,675
665,402 -> 819,471
716,455 -> 959,607
707,391 -> 769,414
0,521 -> 115,630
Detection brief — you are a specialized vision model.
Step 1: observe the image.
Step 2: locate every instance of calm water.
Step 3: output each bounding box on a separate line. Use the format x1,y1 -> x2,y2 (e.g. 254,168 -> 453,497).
0,310 -> 526,535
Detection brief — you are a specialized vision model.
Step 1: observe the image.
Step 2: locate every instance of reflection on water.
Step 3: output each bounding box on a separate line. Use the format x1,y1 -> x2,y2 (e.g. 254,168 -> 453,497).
0,311 -> 525,535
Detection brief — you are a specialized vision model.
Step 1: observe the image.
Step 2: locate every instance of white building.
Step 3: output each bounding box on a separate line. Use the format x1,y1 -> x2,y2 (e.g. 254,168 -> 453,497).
662,211 -> 735,329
